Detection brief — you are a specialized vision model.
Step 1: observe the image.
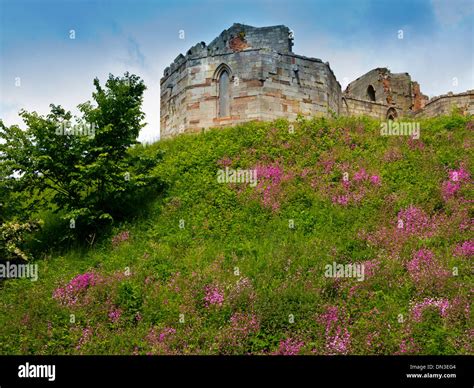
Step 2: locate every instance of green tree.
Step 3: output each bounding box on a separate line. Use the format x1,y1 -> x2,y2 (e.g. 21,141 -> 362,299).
0,72 -> 162,243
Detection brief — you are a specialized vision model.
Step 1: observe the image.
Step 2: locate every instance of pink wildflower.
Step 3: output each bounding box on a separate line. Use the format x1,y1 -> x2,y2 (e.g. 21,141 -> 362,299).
112,231 -> 130,247
204,285 -> 224,307
275,338 -> 305,355
354,168 -> 369,182
108,307 -> 122,323
53,272 -> 99,306
453,240 -> 474,258
370,175 -> 381,186
411,298 -> 450,322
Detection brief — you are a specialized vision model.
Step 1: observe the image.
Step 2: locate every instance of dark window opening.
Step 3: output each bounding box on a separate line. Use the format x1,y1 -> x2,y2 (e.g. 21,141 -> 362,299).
367,85 -> 376,102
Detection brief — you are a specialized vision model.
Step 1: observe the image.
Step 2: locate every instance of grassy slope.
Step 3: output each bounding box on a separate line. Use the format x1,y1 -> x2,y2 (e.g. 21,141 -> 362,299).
0,114 -> 472,355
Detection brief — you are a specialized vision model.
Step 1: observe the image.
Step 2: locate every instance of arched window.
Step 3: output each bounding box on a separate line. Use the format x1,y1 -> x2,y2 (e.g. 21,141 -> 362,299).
218,70 -> 230,117
367,85 -> 376,102
387,107 -> 397,120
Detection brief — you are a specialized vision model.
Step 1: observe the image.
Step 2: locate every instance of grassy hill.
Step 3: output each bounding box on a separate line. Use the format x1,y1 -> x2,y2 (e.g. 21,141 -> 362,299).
0,113 -> 472,355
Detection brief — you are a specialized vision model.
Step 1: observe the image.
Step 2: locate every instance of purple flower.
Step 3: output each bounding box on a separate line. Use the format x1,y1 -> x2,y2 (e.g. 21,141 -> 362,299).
318,306 -> 352,354
453,240 -> 474,258
204,285 -> 224,307
354,168 -> 369,182
397,205 -> 432,235
442,180 -> 461,200
448,167 -> 470,182
275,338 -> 305,355
112,231 -> 130,247
411,298 -> 450,322
332,195 -> 349,206
53,272 -> 99,306
370,175 -> 381,186
406,249 -> 449,288
76,327 -> 92,350
108,307 -> 122,323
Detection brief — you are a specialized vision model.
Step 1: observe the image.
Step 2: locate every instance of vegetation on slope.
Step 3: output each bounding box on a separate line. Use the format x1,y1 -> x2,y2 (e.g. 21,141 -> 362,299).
0,113 -> 472,355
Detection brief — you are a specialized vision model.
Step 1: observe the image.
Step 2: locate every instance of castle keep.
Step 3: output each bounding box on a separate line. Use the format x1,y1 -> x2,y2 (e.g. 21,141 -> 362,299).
160,23 -> 474,138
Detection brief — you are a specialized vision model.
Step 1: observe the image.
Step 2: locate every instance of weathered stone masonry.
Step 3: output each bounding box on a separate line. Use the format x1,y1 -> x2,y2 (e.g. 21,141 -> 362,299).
161,23 -> 473,139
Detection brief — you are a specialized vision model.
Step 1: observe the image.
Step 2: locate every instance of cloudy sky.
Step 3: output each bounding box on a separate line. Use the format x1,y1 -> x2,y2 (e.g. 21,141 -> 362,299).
1,0 -> 473,142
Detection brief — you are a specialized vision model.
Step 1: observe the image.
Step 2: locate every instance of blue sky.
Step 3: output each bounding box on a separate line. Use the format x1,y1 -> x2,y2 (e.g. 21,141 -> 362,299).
1,0 -> 473,142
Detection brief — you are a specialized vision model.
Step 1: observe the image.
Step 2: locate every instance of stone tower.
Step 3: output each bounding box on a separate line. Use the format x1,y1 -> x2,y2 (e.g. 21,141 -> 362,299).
160,23 -> 341,139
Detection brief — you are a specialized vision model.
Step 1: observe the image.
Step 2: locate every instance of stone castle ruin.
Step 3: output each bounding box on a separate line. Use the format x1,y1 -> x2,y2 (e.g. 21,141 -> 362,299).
160,23 -> 473,138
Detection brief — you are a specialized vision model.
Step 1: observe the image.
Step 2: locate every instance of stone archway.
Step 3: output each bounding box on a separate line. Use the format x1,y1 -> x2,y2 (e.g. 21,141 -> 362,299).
386,107 -> 398,120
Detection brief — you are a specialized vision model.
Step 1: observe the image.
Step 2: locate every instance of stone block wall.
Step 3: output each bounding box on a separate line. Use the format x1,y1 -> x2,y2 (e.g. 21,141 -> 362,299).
342,96 -> 390,119
344,68 -> 426,114
414,90 -> 474,117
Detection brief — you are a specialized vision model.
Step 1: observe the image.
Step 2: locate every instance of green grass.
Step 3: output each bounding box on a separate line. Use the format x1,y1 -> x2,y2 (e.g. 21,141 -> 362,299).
0,113 -> 472,355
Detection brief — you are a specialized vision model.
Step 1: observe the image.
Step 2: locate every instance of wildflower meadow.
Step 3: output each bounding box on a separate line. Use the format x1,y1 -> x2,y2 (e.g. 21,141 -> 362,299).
0,113 -> 472,356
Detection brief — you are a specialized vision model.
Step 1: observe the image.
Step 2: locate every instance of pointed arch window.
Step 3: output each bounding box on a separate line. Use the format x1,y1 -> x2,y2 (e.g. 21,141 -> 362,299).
218,70 -> 230,117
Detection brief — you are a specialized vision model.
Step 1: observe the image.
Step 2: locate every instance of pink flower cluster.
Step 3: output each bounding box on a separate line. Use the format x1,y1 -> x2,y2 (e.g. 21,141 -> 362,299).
274,338 -> 305,355
326,327 -> 351,354
406,249 -> 449,284
318,306 -> 351,354
108,307 -> 122,323
203,285 -> 224,308
112,231 -> 130,247
253,163 -> 286,211
361,259 -> 380,279
398,337 -> 417,354
397,205 -> 434,236
53,272 -> 99,306
354,168 -> 369,182
453,240 -> 474,258
411,298 -> 450,322
442,181 -> 461,201
448,167 -> 470,182
332,195 -> 349,206
360,205 -> 442,259
76,327 -> 92,350
442,167 -> 470,201
146,327 -> 176,350
158,327 -> 176,342
217,156 -> 232,167
230,312 -> 260,336
331,168 -> 381,207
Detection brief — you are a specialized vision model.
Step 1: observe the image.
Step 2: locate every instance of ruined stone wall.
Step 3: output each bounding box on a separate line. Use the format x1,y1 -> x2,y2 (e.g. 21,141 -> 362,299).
341,96 -> 390,119
412,81 -> 429,112
344,68 -> 417,113
345,68 -> 387,104
186,49 -> 266,132
160,54 -> 189,139
415,91 -> 474,117
388,72 -> 413,111
258,52 -> 341,122
207,23 -> 293,55
160,23 -> 341,139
